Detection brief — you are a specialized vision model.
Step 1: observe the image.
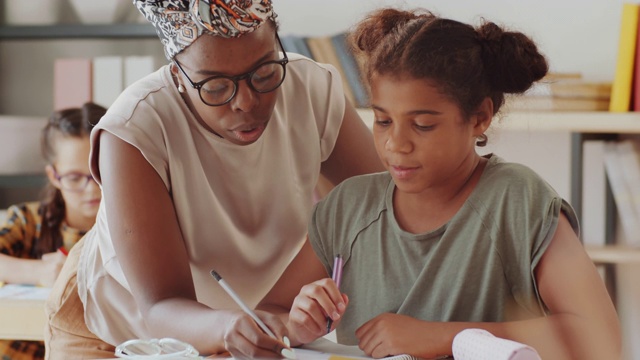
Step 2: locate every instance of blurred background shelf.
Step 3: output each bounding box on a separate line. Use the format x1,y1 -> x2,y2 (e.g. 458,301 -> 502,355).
0,24 -> 156,39
586,245 -> 640,264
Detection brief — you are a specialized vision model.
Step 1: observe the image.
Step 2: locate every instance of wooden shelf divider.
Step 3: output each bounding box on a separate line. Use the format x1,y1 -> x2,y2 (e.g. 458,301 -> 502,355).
585,245 -> 640,264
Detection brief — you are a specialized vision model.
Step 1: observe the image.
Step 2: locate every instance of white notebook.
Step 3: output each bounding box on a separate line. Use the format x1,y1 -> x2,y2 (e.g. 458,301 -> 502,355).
452,329 -> 541,360
298,329 -> 540,360
297,337 -> 421,360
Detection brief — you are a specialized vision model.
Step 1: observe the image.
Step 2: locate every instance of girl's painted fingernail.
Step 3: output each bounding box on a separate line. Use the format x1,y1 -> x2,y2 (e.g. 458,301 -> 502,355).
283,336 -> 291,348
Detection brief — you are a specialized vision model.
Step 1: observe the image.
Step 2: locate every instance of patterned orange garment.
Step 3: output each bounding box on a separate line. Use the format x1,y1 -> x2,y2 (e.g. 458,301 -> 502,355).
0,202 -> 86,360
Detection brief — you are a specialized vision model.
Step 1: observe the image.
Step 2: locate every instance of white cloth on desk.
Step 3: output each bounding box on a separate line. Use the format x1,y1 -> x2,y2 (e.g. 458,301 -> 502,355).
452,328 -> 541,360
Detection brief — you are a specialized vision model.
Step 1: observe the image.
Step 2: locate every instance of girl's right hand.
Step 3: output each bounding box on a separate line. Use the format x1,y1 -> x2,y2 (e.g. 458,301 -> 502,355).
38,250 -> 67,287
223,309 -> 292,359
288,278 -> 348,344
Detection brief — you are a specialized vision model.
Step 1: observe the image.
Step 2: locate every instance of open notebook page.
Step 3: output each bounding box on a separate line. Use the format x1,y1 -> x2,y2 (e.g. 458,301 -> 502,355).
296,338 -> 424,360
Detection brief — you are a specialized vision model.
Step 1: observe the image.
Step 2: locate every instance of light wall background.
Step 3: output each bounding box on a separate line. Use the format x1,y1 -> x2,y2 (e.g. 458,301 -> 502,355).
275,0 -> 620,82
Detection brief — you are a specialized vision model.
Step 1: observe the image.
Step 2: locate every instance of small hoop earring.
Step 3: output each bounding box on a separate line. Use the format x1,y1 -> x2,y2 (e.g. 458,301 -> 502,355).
476,133 -> 488,147
178,84 -> 186,93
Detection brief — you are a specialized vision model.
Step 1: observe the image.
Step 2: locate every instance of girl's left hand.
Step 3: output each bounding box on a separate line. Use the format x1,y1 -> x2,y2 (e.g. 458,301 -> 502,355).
355,313 -> 448,359
38,251 -> 67,287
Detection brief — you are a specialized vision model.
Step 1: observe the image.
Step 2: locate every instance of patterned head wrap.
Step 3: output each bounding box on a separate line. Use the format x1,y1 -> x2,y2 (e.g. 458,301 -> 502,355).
134,0 -> 277,60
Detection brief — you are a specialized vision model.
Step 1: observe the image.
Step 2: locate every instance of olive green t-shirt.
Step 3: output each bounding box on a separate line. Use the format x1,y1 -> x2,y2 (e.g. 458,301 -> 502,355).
308,154 -> 579,345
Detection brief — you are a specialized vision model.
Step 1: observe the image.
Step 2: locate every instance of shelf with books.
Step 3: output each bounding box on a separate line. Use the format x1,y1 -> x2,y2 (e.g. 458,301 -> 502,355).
0,24 -> 156,39
0,24 -> 161,206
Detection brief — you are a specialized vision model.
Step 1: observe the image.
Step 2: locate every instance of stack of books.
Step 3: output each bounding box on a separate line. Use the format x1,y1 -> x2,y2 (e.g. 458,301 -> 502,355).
280,32 -> 369,109
53,55 -> 159,110
506,73 -> 611,112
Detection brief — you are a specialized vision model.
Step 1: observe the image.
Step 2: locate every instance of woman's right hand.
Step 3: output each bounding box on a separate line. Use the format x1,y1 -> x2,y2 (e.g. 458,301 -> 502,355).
223,309 -> 293,359
38,250 -> 66,287
288,278 -> 348,345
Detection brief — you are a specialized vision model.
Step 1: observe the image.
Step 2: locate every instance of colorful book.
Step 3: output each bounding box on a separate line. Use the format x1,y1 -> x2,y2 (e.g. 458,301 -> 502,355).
279,34 -> 299,55
53,58 -> 92,110
305,36 -> 356,106
609,3 -> 639,112
633,5 -> 640,111
331,32 -> 369,108
280,34 -> 313,59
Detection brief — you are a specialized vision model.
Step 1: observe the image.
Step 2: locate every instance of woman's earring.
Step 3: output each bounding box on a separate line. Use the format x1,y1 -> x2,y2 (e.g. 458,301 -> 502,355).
178,84 -> 186,93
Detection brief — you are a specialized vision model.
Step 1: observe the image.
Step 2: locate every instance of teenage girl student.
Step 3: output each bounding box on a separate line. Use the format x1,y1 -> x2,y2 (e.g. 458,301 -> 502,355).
0,102 -> 104,360
259,8 -> 621,360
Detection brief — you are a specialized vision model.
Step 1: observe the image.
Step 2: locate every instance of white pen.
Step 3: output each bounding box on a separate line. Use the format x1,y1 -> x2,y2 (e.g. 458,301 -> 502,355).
210,270 -> 296,359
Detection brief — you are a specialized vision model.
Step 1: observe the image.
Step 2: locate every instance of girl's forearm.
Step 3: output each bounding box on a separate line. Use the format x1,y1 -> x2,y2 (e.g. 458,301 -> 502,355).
0,253 -> 41,284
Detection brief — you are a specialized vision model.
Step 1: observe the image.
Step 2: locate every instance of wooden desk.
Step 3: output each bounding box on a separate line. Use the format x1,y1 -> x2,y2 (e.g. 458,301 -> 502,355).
0,285 -> 49,341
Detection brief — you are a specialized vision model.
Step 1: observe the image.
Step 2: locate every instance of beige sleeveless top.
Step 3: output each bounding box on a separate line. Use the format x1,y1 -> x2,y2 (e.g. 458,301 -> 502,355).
77,54 -> 346,345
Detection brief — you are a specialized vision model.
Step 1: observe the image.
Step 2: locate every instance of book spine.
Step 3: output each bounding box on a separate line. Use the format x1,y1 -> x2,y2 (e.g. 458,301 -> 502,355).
634,5 -> 640,111
331,33 -> 369,108
292,36 -> 314,59
581,140 -> 607,247
92,56 -> 124,108
614,140 -> 640,246
305,37 -> 357,106
53,58 -> 92,110
603,141 -> 640,240
610,3 -> 640,112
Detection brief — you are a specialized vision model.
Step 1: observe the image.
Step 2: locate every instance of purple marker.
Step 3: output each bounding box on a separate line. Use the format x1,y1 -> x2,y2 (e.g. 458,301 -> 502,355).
326,254 -> 343,333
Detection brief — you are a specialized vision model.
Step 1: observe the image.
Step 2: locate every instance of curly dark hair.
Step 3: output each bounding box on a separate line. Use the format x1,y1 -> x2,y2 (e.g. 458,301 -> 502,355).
349,8 -> 548,146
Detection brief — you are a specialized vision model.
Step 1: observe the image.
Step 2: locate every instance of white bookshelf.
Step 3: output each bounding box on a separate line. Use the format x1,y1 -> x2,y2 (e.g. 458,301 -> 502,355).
357,109 -> 640,264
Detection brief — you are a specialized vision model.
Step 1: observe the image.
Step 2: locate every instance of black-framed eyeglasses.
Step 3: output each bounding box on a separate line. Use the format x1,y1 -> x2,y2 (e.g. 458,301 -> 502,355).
52,167 -> 95,192
174,33 -> 289,107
